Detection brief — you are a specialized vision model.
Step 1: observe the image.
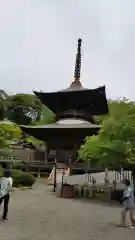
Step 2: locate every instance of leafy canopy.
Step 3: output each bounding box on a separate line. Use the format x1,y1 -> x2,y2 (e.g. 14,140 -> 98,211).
3,93 -> 55,125
79,99 -> 135,168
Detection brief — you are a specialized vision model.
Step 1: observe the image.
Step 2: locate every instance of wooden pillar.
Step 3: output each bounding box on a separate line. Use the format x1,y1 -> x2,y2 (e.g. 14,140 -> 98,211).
60,170 -> 64,197
26,167 -> 29,172
53,158 -> 57,192
105,168 -> 109,184
69,158 -> 72,175
37,168 -> 40,178
44,144 -> 48,163
104,168 -> 111,201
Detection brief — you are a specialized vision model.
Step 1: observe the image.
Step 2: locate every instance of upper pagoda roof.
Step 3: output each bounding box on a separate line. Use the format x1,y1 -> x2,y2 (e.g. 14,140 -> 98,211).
34,85 -> 108,115
34,39 -> 108,116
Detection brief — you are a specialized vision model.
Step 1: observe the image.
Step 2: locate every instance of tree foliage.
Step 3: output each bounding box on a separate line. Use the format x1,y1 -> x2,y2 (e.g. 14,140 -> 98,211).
0,91 -> 55,149
0,91 -> 55,125
0,122 -> 46,149
0,126 -> 6,148
0,123 -> 22,150
26,136 -> 45,149
0,123 -> 22,140
79,99 -> 135,168
0,96 -> 7,120
6,94 -> 42,125
31,105 -> 56,126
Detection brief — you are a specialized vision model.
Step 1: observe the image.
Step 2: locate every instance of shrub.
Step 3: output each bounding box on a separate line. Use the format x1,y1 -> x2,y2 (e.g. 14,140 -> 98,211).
11,169 -> 36,187
11,169 -> 22,178
12,163 -> 24,171
0,167 -> 35,187
0,165 -> 4,177
0,160 -> 12,168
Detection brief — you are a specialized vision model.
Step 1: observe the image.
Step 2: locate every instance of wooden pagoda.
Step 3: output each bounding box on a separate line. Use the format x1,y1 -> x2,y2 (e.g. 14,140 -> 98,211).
21,39 -> 108,163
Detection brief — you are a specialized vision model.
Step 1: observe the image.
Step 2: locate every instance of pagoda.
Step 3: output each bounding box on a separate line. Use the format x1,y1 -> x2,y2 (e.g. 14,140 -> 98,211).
20,39 -> 108,163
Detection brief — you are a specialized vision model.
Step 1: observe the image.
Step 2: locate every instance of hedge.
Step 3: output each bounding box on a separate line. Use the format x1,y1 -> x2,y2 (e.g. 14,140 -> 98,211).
12,163 -> 24,171
0,165 -> 36,187
0,160 -> 12,168
11,169 -> 36,187
0,165 -> 4,176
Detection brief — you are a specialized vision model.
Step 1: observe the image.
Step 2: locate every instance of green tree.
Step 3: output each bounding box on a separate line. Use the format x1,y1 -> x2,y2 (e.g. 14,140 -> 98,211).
0,123 -> 22,140
6,93 -> 56,125
78,99 -> 135,168
0,98 -> 6,120
0,125 -> 6,148
6,94 -> 41,109
27,136 -> 45,149
0,90 -> 8,120
6,94 -> 42,125
32,105 -> 56,125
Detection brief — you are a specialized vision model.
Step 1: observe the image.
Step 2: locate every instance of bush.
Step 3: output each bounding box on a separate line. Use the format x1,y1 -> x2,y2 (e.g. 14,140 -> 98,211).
0,165 -> 4,177
0,160 -> 12,168
11,169 -> 36,187
12,163 -> 24,171
0,167 -> 35,187
11,169 -> 22,178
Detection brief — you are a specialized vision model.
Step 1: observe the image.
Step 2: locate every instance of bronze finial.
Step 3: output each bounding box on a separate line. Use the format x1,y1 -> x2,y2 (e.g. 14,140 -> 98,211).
74,38 -> 82,82
69,39 -> 83,89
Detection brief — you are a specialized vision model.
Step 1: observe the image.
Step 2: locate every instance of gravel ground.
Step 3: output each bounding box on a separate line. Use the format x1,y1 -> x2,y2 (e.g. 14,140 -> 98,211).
0,183 -> 134,240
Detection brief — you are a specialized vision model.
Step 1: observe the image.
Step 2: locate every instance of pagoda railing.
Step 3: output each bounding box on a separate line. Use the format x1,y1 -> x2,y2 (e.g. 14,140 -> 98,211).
56,110 -> 95,123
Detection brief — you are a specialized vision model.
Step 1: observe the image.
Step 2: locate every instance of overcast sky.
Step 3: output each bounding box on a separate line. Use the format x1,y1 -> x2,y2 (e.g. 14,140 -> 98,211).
0,0 -> 134,100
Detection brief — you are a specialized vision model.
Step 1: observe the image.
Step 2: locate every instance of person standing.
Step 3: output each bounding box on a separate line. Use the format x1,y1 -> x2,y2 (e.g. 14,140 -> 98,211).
0,169 -> 13,221
121,179 -> 135,229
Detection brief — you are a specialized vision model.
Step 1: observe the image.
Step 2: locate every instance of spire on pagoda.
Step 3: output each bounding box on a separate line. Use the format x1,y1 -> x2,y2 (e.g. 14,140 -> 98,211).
70,38 -> 82,88
74,38 -> 82,82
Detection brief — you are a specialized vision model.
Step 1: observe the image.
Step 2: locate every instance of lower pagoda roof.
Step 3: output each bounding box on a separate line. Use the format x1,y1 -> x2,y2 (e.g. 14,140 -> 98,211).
20,120 -> 101,141
21,122 -> 100,129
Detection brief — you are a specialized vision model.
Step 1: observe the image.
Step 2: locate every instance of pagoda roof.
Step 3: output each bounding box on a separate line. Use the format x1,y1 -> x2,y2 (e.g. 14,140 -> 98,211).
34,85 -> 108,115
34,39 -> 108,116
21,122 -> 101,129
60,79 -> 87,92
20,121 -> 101,141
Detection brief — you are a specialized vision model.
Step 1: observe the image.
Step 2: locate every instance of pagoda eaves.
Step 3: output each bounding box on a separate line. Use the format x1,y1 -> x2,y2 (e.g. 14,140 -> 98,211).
34,85 -> 108,116
20,122 -> 101,142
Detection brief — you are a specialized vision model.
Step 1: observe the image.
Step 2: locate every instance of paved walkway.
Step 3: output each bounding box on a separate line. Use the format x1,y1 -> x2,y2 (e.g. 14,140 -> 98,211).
0,183 -> 134,240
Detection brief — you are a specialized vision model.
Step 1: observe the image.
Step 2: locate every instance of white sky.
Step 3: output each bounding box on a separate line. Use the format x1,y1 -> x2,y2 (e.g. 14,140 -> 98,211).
0,0 -> 135,100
